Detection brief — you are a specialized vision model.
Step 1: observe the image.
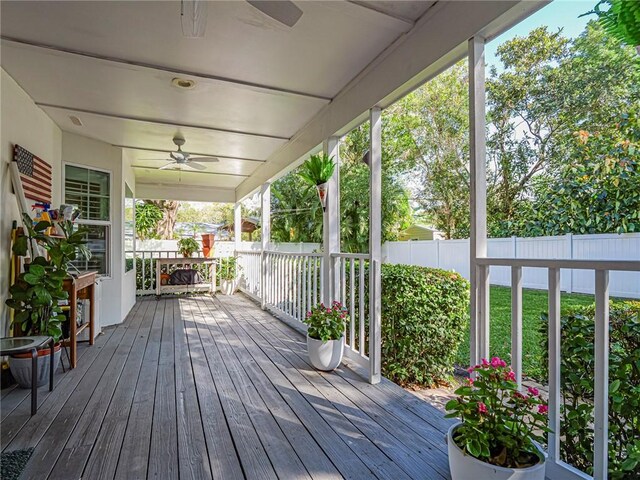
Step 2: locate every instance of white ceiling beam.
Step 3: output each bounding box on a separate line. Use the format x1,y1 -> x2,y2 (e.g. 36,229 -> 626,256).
36,103 -> 290,141
235,0 -> 546,201
135,183 -> 236,203
130,166 -> 250,178
115,145 -> 266,163
346,1 -> 416,26
0,36 -> 332,102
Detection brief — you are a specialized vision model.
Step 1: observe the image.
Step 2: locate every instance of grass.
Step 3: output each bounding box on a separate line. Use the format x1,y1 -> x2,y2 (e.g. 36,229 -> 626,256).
456,286 -> 595,380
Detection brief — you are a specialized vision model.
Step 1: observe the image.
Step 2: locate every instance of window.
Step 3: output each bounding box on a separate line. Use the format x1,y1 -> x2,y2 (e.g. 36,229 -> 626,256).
64,165 -> 111,275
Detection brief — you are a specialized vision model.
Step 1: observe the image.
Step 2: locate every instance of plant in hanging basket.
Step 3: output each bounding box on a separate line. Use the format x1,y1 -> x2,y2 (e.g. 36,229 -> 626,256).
582,0 -> 640,54
445,358 -> 551,479
298,153 -> 336,211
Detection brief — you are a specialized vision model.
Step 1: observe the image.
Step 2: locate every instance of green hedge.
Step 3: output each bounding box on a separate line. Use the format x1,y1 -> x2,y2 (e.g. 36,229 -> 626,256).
540,301 -> 640,478
381,264 -> 469,387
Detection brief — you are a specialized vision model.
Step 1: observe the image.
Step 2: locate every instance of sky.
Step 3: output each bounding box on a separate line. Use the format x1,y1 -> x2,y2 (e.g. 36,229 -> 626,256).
486,0 -> 592,69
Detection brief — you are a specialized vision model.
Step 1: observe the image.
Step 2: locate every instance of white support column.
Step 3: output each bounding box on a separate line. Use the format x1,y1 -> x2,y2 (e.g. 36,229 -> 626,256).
260,183 -> 271,309
233,202 -> 242,253
469,36 -> 488,368
593,269 -> 610,480
369,106 -> 382,384
322,136 -> 340,306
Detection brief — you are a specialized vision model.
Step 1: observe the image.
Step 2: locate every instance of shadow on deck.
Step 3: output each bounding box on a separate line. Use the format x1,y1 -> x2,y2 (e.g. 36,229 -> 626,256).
1,294 -> 452,479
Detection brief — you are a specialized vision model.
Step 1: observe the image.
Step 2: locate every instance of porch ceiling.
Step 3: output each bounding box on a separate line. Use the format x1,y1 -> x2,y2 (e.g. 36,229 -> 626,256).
0,0 -> 541,202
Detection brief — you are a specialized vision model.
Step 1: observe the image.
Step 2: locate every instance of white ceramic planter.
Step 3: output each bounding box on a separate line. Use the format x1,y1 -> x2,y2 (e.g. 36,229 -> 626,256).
307,335 -> 344,371
220,279 -> 237,295
9,348 -> 61,389
447,423 -> 546,480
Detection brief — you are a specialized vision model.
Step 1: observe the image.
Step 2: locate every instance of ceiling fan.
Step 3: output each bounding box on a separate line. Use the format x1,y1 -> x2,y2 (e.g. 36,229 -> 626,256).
181,0 -> 303,37
142,134 -> 219,171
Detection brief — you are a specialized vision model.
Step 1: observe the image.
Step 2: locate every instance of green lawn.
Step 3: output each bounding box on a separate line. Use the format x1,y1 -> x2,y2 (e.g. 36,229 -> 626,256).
456,286 -> 595,380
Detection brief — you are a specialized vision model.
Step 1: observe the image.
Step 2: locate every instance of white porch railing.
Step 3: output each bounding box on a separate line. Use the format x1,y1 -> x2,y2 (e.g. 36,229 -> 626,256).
134,250 -> 207,295
475,257 -> 640,480
236,250 -> 262,301
333,253 -> 371,369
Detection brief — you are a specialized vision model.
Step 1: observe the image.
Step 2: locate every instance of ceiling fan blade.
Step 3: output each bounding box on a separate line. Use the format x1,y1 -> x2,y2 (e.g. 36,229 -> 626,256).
139,158 -> 173,161
159,162 -> 178,170
181,0 -> 208,37
246,1 -> 303,27
188,156 -> 219,162
185,162 -> 207,171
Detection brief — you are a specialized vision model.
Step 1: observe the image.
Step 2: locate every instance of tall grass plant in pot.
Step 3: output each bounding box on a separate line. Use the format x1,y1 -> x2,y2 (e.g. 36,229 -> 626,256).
445,357 -> 550,480
303,301 -> 347,371
297,153 -> 336,211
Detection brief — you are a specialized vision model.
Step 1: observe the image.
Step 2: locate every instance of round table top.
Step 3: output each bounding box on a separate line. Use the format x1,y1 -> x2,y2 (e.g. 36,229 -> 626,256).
0,336 -> 52,354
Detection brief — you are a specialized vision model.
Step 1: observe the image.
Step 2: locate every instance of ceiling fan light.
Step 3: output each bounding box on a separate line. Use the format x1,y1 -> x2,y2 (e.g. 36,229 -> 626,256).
171,77 -> 196,89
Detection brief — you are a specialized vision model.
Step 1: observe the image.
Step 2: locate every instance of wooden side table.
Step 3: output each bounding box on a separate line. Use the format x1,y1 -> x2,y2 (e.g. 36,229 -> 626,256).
62,271 -> 97,368
0,336 -> 54,415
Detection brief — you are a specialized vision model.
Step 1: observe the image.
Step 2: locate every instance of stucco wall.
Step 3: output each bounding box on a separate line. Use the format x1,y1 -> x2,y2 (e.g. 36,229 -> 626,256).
0,68 -> 63,336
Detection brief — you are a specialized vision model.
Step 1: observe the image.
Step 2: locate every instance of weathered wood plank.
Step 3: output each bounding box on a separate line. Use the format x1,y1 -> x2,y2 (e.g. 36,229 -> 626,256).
15,300 -> 147,479
48,299 -> 156,480
114,297 -> 165,480
179,298 -> 244,480
198,299 -> 341,480
173,297 -> 213,480
195,297 -> 311,480
148,296 -> 179,480
81,298 -> 157,479
213,297 -> 377,479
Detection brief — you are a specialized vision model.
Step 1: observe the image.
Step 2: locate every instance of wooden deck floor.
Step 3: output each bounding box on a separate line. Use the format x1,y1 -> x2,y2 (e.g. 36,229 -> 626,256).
1,294 -> 452,479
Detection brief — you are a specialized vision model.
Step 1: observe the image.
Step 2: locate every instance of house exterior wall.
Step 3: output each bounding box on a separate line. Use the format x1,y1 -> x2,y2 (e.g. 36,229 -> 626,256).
0,68 -> 63,336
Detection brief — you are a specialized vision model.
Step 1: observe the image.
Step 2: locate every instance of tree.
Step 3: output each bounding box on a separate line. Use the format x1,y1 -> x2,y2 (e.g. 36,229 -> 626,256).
525,110 -> 639,235
135,201 -> 163,240
136,200 -> 179,239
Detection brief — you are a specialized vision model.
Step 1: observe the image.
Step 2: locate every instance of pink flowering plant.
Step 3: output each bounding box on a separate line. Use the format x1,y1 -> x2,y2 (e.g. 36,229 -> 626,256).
304,301 -> 347,342
445,357 -> 551,468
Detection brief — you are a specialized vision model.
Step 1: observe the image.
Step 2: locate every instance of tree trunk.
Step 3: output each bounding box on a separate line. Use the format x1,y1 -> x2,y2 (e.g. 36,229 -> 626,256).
145,200 -> 179,239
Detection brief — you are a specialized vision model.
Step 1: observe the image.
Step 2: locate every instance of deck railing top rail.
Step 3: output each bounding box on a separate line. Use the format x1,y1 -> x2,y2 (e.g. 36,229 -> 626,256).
476,257 -> 640,271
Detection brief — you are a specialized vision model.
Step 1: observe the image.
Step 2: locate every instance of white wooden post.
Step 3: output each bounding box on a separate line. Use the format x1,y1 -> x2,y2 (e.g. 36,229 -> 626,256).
548,268 -> 561,464
322,136 -> 340,306
469,36 -> 488,367
369,106 -> 382,384
260,183 -> 271,309
593,269 -> 610,480
234,202 -> 242,253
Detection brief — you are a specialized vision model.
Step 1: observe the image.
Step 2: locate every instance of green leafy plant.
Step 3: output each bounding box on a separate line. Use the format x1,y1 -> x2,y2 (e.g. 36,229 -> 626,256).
218,257 -> 241,281
135,201 -> 163,240
445,358 -> 551,468
380,264 -> 469,387
177,237 -> 199,257
303,301 -> 347,342
297,153 -> 336,186
540,301 -> 640,478
6,213 -> 90,342
583,0 -> 640,49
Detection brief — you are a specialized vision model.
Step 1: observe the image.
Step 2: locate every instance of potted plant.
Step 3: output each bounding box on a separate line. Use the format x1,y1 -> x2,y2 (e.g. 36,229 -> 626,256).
298,153 -> 336,211
445,357 -> 550,480
178,237 -> 199,257
303,301 -> 347,371
218,257 -> 241,295
583,0 -> 640,55
5,213 -> 90,388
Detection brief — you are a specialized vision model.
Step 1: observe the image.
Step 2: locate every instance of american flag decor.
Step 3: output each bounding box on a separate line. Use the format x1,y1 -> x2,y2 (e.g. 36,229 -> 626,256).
13,144 -> 52,203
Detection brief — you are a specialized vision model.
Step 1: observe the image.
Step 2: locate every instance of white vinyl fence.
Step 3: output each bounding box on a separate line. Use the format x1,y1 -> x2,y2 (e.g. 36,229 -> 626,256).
383,233 -> 640,299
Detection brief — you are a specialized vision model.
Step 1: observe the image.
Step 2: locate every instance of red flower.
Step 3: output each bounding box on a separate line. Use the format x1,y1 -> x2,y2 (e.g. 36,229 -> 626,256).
527,386 -> 540,397
477,402 -> 488,414
505,370 -> 516,382
538,404 -> 548,415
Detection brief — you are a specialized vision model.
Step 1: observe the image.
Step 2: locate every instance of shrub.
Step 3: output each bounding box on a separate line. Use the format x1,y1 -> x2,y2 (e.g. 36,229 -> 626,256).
381,264 -> 469,387
540,301 -> 640,478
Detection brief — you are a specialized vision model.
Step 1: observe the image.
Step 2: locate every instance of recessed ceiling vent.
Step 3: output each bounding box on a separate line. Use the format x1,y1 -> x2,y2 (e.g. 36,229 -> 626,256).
171,77 -> 197,89
69,115 -> 83,126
